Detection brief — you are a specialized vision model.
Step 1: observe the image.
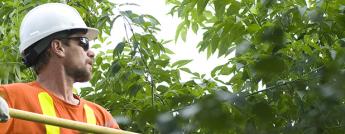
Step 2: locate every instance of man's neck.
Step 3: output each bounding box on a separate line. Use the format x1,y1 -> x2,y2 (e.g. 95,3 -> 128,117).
36,66 -> 79,105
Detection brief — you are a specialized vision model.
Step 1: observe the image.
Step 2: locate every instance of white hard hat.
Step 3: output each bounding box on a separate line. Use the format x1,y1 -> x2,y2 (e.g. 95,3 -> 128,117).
19,3 -> 99,54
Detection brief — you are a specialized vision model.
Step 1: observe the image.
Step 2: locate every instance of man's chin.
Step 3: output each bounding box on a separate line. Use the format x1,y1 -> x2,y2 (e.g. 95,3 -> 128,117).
74,73 -> 92,82
67,68 -> 92,82
75,77 -> 91,83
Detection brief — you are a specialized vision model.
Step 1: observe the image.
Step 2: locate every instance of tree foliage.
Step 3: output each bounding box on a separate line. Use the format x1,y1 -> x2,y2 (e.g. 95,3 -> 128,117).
167,0 -> 345,133
2,0 -> 345,134
1,0 -> 209,133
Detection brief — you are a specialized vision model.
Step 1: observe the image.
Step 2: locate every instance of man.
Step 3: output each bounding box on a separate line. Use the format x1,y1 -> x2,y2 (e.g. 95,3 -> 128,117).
0,3 -> 120,133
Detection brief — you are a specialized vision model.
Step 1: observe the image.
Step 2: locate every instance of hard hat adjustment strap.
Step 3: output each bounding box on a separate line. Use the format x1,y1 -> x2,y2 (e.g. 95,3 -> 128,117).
22,29 -> 85,67
22,31 -> 69,67
22,38 -> 50,67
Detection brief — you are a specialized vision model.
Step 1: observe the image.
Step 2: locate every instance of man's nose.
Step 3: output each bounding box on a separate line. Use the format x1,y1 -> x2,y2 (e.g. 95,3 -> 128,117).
86,50 -> 95,58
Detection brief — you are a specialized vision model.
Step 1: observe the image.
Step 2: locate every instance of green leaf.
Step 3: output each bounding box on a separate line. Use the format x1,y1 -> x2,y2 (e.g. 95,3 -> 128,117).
191,23 -> 199,33
214,0 -> 226,19
226,0 -> 240,16
172,59 -> 192,68
219,66 -> 233,75
164,47 -> 175,54
157,85 -> 168,93
92,44 -> 101,49
252,101 -> 274,122
211,65 -> 223,77
96,56 -> 103,65
156,59 -> 170,67
133,68 -> 145,75
175,21 -> 185,42
110,61 -> 121,75
218,41 -> 228,57
132,15 -> 145,24
101,63 -> 110,70
180,26 -> 187,42
197,0 -> 209,15
247,24 -> 260,33
207,45 -> 212,59
180,67 -> 192,74
143,14 -> 160,25
129,84 -> 142,96
302,43 -> 313,55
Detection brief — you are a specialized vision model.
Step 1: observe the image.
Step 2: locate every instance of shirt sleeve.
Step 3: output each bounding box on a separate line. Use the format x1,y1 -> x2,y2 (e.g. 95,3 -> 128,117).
0,86 -> 9,103
0,86 -> 13,133
104,110 -> 120,129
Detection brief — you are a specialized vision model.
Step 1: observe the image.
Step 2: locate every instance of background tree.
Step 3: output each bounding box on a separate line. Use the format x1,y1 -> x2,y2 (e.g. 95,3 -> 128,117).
1,0 -> 209,133
167,0 -> 345,133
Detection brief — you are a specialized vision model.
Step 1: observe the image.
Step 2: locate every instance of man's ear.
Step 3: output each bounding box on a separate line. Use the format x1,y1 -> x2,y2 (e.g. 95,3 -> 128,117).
50,39 -> 65,58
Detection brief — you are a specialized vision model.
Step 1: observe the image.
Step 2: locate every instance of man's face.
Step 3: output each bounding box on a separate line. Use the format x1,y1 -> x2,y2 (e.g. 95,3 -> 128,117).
63,33 -> 94,82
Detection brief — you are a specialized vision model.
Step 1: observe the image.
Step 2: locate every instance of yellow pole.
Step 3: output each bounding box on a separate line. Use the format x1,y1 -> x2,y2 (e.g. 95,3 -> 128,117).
9,108 -> 138,134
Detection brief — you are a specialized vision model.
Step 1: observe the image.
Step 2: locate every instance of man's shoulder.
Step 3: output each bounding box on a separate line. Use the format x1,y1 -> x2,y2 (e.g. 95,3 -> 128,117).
1,82 -> 36,91
0,82 -> 40,108
0,82 -> 39,96
2,82 -> 32,87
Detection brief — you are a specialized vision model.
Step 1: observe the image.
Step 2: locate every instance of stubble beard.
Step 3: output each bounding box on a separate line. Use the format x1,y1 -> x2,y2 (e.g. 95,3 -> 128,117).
66,67 -> 92,82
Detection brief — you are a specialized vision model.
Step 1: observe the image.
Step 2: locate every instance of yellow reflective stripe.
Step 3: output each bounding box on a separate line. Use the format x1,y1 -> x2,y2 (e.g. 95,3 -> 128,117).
84,104 -> 96,125
38,92 -> 60,134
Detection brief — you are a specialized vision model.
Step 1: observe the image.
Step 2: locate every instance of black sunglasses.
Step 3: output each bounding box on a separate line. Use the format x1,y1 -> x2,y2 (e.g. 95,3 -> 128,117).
57,37 -> 89,51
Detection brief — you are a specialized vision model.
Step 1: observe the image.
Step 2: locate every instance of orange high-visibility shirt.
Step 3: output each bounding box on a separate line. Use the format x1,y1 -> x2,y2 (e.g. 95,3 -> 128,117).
0,82 -> 120,134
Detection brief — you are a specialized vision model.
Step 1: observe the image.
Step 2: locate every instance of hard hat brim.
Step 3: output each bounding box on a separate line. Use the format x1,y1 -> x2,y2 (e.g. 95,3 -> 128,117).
84,27 -> 99,41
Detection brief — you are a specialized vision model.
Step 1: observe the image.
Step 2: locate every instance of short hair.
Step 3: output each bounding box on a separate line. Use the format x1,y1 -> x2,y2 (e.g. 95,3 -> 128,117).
23,29 -> 87,74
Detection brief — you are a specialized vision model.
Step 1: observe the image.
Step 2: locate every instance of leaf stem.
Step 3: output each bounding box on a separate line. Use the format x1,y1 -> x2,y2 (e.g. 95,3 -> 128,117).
120,13 -> 157,134
244,1 -> 261,27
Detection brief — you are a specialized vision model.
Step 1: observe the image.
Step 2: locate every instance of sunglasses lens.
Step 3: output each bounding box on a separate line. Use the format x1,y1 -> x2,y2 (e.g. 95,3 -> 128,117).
58,37 -> 90,51
80,37 -> 89,51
